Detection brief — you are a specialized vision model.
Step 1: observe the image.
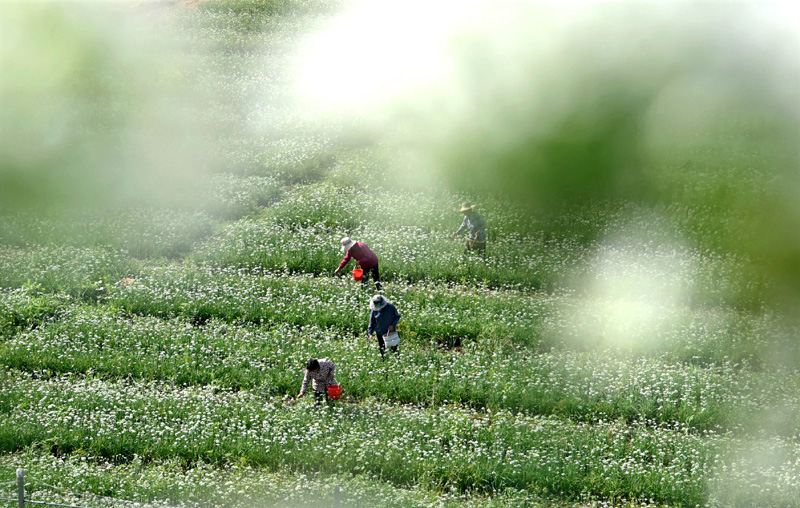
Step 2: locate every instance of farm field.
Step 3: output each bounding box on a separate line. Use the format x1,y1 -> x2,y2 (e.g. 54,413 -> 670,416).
1,1 -> 799,507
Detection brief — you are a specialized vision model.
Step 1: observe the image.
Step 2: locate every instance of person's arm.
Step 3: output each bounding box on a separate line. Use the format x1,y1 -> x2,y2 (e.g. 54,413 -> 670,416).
298,369 -> 310,397
388,305 -> 400,332
453,216 -> 468,238
368,311 -> 376,338
335,250 -> 353,274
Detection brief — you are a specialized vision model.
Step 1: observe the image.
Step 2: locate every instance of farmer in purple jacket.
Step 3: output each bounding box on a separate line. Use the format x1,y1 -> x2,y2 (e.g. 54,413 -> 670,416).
334,237 -> 381,290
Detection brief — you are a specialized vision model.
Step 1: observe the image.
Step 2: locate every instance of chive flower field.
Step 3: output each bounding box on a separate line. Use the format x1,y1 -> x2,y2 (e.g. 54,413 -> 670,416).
1,1 -> 798,507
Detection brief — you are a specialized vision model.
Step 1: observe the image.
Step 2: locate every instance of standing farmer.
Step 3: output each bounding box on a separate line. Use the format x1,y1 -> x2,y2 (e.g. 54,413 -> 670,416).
334,237 -> 381,290
368,294 -> 401,360
452,202 -> 487,255
298,357 -> 338,404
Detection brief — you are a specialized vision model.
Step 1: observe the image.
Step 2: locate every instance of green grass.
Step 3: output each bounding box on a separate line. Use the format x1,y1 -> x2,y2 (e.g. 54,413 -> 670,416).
0,246 -> 137,300
1,450 -> 546,508
4,298 -> 799,434
1,371 -> 719,506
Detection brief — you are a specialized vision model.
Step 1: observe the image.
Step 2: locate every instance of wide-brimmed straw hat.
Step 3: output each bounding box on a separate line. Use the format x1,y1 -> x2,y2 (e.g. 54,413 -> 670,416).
369,294 -> 388,311
458,202 -> 476,212
340,237 -> 357,252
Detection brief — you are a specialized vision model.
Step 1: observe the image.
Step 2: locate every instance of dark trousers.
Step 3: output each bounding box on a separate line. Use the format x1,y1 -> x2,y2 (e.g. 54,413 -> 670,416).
361,263 -> 382,290
313,390 -> 329,405
377,333 -> 398,359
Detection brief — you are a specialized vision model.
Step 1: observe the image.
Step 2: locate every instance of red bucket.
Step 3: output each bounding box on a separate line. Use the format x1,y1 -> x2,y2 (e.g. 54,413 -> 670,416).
352,269 -> 363,281
327,385 -> 342,400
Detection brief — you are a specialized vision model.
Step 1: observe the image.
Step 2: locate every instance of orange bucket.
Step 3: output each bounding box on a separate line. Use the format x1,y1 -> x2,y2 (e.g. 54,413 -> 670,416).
352,269 -> 363,281
327,385 -> 342,400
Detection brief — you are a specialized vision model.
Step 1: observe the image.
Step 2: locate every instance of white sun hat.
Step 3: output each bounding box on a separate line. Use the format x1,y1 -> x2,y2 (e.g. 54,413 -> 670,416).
340,237 -> 357,252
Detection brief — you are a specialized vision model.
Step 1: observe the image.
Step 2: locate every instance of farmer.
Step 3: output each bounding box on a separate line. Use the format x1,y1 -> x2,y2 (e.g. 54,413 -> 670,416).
452,201 -> 487,255
368,294 -> 401,360
298,357 -> 338,404
334,237 -> 381,290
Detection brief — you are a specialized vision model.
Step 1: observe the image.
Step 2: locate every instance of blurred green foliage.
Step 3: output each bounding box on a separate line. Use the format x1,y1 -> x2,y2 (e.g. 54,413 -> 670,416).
0,3 -> 217,212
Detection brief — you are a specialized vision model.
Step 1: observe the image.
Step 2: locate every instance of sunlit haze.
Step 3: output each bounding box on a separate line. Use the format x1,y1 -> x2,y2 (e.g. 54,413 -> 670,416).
295,0 -> 467,111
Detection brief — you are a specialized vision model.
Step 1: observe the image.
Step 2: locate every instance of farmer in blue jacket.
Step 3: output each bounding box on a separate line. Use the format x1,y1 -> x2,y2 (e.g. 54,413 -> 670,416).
367,294 -> 401,359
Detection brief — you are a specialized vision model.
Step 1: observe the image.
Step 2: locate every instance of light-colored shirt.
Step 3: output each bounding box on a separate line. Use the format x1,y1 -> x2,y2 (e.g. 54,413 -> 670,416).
300,358 -> 337,395
456,212 -> 487,241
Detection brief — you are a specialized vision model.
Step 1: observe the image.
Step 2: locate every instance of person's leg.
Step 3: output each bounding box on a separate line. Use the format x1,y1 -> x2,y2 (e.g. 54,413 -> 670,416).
475,232 -> 487,256
390,345 -> 399,356
377,333 -> 386,360
372,264 -> 382,291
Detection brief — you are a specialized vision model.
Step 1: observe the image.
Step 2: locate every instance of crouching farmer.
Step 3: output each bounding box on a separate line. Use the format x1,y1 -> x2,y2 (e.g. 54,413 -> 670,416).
368,295 -> 401,360
298,357 -> 337,404
334,237 -> 382,290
